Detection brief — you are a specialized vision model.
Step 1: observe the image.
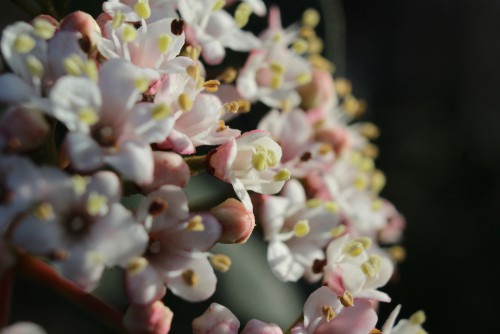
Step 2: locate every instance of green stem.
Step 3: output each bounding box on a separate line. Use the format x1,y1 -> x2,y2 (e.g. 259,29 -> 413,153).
16,255 -> 129,333
184,154 -> 208,175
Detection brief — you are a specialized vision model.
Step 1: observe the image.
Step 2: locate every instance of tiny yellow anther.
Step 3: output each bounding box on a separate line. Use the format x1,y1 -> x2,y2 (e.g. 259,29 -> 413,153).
321,305 -> 335,322
363,143 -> 379,159
361,255 -> 382,277
409,310 -> 426,325
157,34 -> 172,54
134,1 -> 151,19
359,158 -> 374,172
272,32 -> 283,43
235,3 -> 252,28
343,96 -> 366,118
252,150 -> 267,171
293,219 -> 310,237
270,74 -> 283,89
389,245 -> 406,263
111,11 -> 125,29
354,175 -> 367,190
309,54 -> 335,72
296,72 -> 312,85
210,254 -> 232,272
217,67 -> 237,83
127,257 -> 148,275
203,79 -> 221,93
338,290 -> 354,307
82,61 -> 98,82
299,26 -> 315,38
269,62 -> 285,75
331,225 -> 346,238
324,201 -> 338,213
86,192 -> 108,216
186,65 -> 200,80
63,56 -> 83,76
236,99 -> 251,112
33,18 -> 55,39
303,8 -> 321,28
223,101 -> 240,114
344,241 -> 364,257
371,198 -> 383,211
335,78 -> 352,97
318,143 -> 332,156
182,269 -> 199,287
212,0 -> 226,11
178,93 -> 193,112
34,202 -> 54,221
292,38 -> 309,54
13,34 -> 36,54
216,120 -> 228,132
306,198 -> 322,208
78,107 -> 99,126
121,23 -> 137,43
307,35 -> 324,54
273,168 -> 291,182
26,55 -> 44,78
359,123 -> 380,139
355,237 -> 373,250
134,77 -> 150,93
71,175 -> 88,195
281,99 -> 292,113
151,103 -> 171,120
187,215 -> 204,231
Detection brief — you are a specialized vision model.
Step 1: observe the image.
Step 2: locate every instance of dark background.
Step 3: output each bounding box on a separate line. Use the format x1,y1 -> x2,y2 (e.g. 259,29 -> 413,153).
3,0 -> 500,333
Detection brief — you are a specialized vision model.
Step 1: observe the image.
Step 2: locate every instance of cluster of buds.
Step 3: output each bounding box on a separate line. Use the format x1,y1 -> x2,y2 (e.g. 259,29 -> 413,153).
0,0 -> 426,333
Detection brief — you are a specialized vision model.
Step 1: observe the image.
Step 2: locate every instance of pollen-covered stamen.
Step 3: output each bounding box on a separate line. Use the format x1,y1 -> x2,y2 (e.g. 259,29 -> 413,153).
92,125 -> 117,148
409,310 -> 426,325
212,0 -> 226,11
155,34 -> 172,55
369,329 -> 382,334
318,143 -> 332,156
292,38 -> 309,54
182,269 -> 199,287
122,23 -> 138,43
151,103 -> 171,120
71,175 -> 88,195
371,199 -> 383,211
217,67 -> 237,83
235,3 -> 252,28
355,237 -> 372,250
216,120 -> 228,133
185,45 -> 201,60
223,101 -> 239,114
86,191 -> 108,216
389,245 -> 406,263
343,95 -> 366,118
361,255 -> 382,278
63,55 -> 84,76
252,146 -> 278,171
293,219 -> 310,238
343,241 -> 364,257
148,197 -> 169,216
26,55 -> 44,78
203,80 -> 221,93
359,157 -> 374,172
210,254 -> 232,272
127,256 -> 148,275
134,76 -> 150,93
13,33 -> 36,54
321,305 -> 335,322
338,290 -> 354,307
273,168 -> 290,182
330,225 -> 346,238
308,35 -> 324,54
34,202 -> 55,221
354,175 -> 368,190
303,8 -> 321,28
171,18 -> 185,36
112,11 -> 125,29
134,1 -> 151,19
178,93 -> 193,112
296,72 -> 312,85
78,107 -> 99,126
186,65 -> 200,81
324,201 -> 338,213
187,215 -> 205,232
359,123 -> 380,139
335,78 -> 352,97
33,18 -> 56,39
82,61 -> 98,81
235,99 -> 251,112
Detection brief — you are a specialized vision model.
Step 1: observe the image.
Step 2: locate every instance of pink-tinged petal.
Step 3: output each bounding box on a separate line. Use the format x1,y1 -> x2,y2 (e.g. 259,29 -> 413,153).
267,6 -> 282,30
315,299 -> 378,334
86,171 -> 121,203
231,176 -> 253,211
209,139 -> 237,181
10,215 -> 61,255
199,37 -> 226,65
65,132 -> 104,171
60,11 -> 101,54
242,0 -> 267,16
162,129 -> 195,155
192,303 -> 240,334
1,322 -> 47,334
104,140 -> 154,185
124,300 -> 173,334
103,1 -> 142,22
267,241 -> 304,282
48,31 -> 87,79
210,198 -> 255,244
142,151 -> 190,192
221,28 -> 261,52
339,263 -> 365,294
168,213 -> 222,252
125,261 -> 166,305
354,289 -> 391,303
0,106 -> 49,152
280,179 -> 306,209
365,257 -> 394,290
381,305 -> 401,333
241,320 -> 283,334
303,286 -> 341,333
131,103 -> 175,144
0,74 -> 35,103
326,235 -> 349,264
165,256 -> 217,302
160,56 -> 194,75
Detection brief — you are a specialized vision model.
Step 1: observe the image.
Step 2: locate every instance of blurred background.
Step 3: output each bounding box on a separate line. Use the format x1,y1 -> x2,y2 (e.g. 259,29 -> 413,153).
3,0 -> 500,332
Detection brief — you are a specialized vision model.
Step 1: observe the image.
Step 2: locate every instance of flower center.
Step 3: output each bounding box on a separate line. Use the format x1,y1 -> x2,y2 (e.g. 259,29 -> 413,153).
92,125 -> 117,148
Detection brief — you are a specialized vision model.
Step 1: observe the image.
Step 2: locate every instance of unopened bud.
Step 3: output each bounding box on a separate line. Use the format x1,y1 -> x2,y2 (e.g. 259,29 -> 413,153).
0,107 -> 49,152
210,198 -> 255,244
60,11 -> 101,54
192,303 -> 240,334
124,301 -> 173,334
141,151 -> 190,192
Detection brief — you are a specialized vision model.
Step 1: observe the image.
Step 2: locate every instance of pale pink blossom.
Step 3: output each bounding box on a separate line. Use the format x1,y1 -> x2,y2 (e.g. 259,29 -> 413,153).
381,305 -> 428,334
240,320 -> 282,334
192,303 -> 240,334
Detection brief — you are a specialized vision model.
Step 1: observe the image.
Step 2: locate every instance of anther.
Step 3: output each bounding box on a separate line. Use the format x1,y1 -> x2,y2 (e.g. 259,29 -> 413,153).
343,241 -> 364,257
330,225 -> 346,238
293,220 -> 310,237
13,34 -> 36,54
178,93 -> 193,112
78,107 -> 99,126
300,151 -> 312,162
134,77 -> 150,93
63,55 -> 83,76
223,101 -> 240,113
409,310 -> 426,325
235,3 -> 252,27
127,257 -> 148,275
359,123 -> 380,139
82,61 -> 98,81
388,246 -> 406,263
122,23 -> 137,42
321,305 -> 335,322
324,201 -> 338,213
151,104 -> 171,120
34,202 -> 54,221
216,120 -> 228,132
338,290 -> 354,307
203,79 -> 221,93
171,19 -> 185,36
157,34 -> 172,54
212,0 -> 226,11
371,199 -> 383,211
306,198 -> 322,208
33,18 -> 55,39
134,1 -> 151,19
273,169 -> 291,182
371,170 -> 386,193
361,255 -> 382,278
182,269 -> 199,287
293,39 -> 309,54
210,254 -> 232,272
112,11 -> 125,29
335,78 -> 352,97
86,192 -> 108,216
26,55 -> 44,78
187,215 -> 204,231
71,175 -> 88,195
217,67 -> 237,83
318,143 -> 332,156
302,8 -> 321,28
355,237 -> 372,250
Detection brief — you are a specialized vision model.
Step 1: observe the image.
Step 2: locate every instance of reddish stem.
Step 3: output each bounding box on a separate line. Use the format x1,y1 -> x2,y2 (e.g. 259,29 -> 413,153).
16,255 -> 129,333
0,269 -> 14,328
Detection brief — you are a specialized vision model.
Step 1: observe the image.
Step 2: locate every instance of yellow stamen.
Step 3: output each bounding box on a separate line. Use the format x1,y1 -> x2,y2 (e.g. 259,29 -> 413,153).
371,199 -> 383,211
409,311 -> 426,325
389,245 -> 406,263
151,103 -> 171,120
134,77 -> 150,93
292,38 -> 309,54
296,72 -> 312,85
359,122 -> 380,139
361,255 -> 382,277
293,220 -> 310,237
210,254 -> 232,272
236,99 -> 251,112
306,198 -> 322,208
234,3 -> 252,28
269,62 -> 285,75
309,54 -> 335,72
371,169 -> 386,194
182,269 -> 199,286
330,225 -> 346,238
63,55 -> 83,76
26,55 -> 44,78
86,192 -> 108,216
217,67 -> 237,83
321,305 -> 335,322
126,257 -> 148,275
13,34 -> 36,54
157,34 -> 172,54
33,18 -> 55,39
324,201 -> 338,213
212,0 -> 226,11
273,168 -> 291,182
71,175 -> 88,195
359,157 -> 374,172
281,99 -> 292,113
318,143 -> 332,156
343,96 -> 366,118
338,290 -> 354,307
335,78 -> 352,97
34,202 -> 54,221
217,120 -> 228,132
343,241 -> 364,257
78,107 -> 99,126
111,11 -> 125,29
186,65 -> 200,80
223,101 -> 240,114
354,175 -> 367,190
82,61 -> 98,82
178,93 -> 193,112
270,74 -> 283,89
355,237 -> 372,250
302,8 -> 320,28
187,215 -> 204,231
121,23 -> 137,42
203,79 -> 221,93
134,1 -> 151,19
308,35 -> 324,54
363,143 -> 379,159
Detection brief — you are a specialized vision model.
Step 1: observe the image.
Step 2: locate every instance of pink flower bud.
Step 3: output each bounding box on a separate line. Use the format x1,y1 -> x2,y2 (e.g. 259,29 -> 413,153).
210,198 -> 255,244
142,151 -> 190,192
32,15 -> 59,28
124,301 -> 173,334
0,107 -> 49,152
241,320 -> 283,334
315,127 -> 350,156
297,69 -> 336,110
60,11 -> 101,54
192,303 -> 240,334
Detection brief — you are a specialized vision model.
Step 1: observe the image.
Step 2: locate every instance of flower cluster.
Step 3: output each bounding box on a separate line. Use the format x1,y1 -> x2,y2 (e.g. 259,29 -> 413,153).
0,1 -> 426,333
